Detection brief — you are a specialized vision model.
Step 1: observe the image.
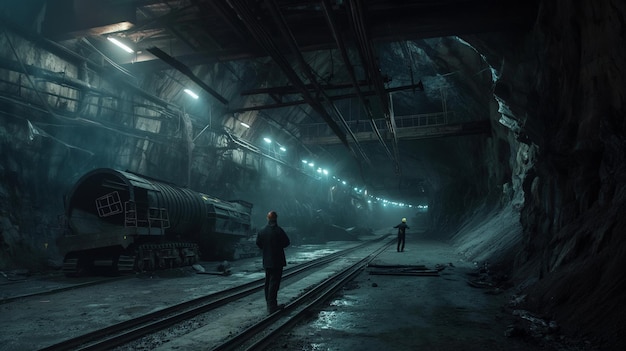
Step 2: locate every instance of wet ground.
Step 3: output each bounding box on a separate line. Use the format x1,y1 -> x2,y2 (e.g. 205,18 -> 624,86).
268,238 -> 552,351
0,235 -> 583,350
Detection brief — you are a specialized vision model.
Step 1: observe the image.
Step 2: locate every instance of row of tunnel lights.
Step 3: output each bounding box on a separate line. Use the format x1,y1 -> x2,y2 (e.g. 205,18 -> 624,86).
109,36 -> 425,210
108,36 -> 202,100
300,159 -> 423,209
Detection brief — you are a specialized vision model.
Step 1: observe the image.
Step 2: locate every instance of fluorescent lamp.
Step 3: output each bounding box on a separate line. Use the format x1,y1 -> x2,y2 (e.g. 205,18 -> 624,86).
301,159 -> 308,164
322,169 -> 328,175
240,122 -> 250,128
107,37 -> 134,53
308,162 -> 314,167
263,137 -> 272,143
184,89 -> 199,99
279,146 -> 286,152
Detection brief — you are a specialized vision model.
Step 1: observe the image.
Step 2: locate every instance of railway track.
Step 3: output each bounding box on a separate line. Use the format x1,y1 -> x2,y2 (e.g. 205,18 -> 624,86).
0,274 -> 134,305
37,236 -> 391,351
211,238 -> 392,351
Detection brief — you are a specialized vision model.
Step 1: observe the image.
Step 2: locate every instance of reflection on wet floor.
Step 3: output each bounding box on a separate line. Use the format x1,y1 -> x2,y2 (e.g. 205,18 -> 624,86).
289,241 -> 361,262
329,297 -> 355,307
312,311 -> 361,331
288,247 -> 341,264
309,342 -> 331,351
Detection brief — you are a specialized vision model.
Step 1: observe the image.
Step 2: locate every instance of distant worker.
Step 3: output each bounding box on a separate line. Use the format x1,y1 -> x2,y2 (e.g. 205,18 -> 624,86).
393,218 -> 410,252
256,210 -> 290,314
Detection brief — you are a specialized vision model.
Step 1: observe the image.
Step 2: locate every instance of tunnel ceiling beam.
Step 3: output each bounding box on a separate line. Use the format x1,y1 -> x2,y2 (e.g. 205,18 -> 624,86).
229,82 -> 425,114
264,0 -> 371,165
103,0 -> 538,68
147,47 -> 229,105
239,77 -> 391,96
321,0 -> 394,166
346,0 -> 401,175
224,0 -> 354,155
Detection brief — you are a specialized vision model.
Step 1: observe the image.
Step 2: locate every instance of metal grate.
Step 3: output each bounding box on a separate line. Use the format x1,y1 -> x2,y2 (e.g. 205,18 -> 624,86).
96,191 -> 123,217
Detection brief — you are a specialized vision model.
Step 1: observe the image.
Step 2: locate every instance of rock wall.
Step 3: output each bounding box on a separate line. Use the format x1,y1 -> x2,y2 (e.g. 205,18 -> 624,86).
464,1 -> 626,347
521,2 -> 626,346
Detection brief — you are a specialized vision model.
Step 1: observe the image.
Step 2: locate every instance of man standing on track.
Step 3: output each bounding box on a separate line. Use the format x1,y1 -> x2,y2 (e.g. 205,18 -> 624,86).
394,217 -> 409,252
256,210 -> 290,314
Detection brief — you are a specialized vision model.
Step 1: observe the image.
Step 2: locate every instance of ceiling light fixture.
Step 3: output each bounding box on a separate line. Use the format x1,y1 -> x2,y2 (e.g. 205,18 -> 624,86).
184,89 -> 199,99
263,137 -> 272,143
279,146 -> 286,152
107,37 -> 134,53
240,122 -> 250,128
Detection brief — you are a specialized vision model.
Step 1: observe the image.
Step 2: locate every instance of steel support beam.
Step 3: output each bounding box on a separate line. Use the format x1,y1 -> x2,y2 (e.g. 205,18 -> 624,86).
229,82 -> 424,113
346,0 -> 401,173
321,0 -> 394,164
225,0 -> 351,151
264,0 -> 370,164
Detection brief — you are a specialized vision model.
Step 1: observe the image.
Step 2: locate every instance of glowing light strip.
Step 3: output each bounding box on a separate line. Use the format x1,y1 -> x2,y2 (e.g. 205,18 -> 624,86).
107,37 -> 134,53
184,89 -> 199,99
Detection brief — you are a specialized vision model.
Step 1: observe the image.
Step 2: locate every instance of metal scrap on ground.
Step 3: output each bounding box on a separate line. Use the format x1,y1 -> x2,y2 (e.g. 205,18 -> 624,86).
366,263 -> 442,276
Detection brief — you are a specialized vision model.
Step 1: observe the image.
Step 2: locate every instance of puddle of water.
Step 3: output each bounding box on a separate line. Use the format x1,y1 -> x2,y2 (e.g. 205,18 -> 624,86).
312,311 -> 359,330
292,249 -> 340,262
329,298 -> 355,307
309,342 -> 333,351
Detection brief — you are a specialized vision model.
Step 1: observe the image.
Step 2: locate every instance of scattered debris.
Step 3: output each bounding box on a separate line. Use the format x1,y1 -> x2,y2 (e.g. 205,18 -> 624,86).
191,264 -> 205,273
466,261 -> 510,293
366,264 -> 440,276
195,261 -> 232,276
505,309 -> 559,339
467,279 -> 495,289
508,294 -> 527,307
434,263 -> 450,271
368,264 -> 427,269
217,261 -> 231,274
0,270 -> 29,281
503,302 -> 600,350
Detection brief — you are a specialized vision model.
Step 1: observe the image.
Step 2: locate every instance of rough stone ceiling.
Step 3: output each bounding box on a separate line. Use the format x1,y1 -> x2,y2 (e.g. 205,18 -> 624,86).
14,0 -> 538,201
43,0 -> 536,66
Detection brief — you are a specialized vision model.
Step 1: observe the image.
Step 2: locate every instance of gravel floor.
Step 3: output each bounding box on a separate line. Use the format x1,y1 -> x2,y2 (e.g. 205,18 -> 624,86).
0,236 -> 588,351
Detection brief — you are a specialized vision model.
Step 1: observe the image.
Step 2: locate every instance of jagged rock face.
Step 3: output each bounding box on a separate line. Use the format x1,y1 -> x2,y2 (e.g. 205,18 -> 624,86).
468,0 -> 626,346
0,0 -> 624,347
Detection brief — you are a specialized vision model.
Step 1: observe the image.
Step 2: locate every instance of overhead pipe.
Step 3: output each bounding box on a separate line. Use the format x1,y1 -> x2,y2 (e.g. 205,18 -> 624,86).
346,0 -> 394,120
230,82 -> 425,113
320,0 -> 394,164
147,47 -> 229,105
224,0 -> 352,153
346,0 -> 401,174
263,0 -> 371,164
240,78 -> 391,96
223,131 -> 320,180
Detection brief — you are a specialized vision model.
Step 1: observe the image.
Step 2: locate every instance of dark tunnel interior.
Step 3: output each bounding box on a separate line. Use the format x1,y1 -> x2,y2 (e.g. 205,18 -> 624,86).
0,0 -> 625,350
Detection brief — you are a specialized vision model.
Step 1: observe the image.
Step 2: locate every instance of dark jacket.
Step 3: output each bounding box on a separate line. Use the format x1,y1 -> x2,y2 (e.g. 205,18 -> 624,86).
394,222 -> 409,235
256,221 -> 290,268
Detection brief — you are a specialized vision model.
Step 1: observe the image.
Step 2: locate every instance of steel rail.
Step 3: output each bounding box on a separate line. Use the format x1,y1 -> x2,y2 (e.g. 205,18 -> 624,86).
211,238 -> 394,351
0,275 -> 134,305
38,236 -> 388,351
